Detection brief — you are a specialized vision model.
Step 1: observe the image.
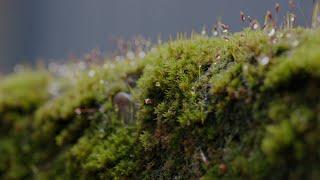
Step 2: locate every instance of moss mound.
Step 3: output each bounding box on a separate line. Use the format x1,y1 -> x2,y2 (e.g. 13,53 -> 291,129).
1,29 -> 320,179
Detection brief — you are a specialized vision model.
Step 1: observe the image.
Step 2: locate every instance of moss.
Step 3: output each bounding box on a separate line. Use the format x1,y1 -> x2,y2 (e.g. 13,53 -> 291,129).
0,72 -> 50,179
1,29 -> 320,179
0,71 -> 49,109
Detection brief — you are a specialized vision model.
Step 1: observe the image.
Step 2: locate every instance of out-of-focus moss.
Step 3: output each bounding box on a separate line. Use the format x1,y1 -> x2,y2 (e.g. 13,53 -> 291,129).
0,71 -> 50,115
1,29 -> 320,179
0,71 -> 50,179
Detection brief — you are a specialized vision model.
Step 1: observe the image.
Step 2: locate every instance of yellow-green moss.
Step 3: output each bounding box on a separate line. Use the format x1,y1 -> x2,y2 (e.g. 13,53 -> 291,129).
1,29 -> 320,179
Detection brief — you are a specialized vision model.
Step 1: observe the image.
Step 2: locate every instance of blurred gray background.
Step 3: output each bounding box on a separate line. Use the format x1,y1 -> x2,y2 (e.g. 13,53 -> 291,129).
0,0 -> 314,72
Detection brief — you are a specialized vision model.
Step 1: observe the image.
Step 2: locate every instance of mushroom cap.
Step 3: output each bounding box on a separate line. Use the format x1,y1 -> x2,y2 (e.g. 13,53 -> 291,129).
114,92 -> 132,106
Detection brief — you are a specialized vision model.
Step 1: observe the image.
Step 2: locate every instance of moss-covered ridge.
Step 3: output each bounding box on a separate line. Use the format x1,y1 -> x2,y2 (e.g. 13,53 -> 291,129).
1,29 -> 320,179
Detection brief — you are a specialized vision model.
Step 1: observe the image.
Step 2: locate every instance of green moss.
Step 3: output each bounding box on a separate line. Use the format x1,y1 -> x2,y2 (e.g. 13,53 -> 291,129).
0,71 -> 50,115
0,71 -> 50,179
1,29 -> 320,179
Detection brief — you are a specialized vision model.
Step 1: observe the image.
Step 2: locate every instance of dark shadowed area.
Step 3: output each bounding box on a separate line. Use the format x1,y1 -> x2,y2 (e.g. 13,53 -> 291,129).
0,0 -> 314,72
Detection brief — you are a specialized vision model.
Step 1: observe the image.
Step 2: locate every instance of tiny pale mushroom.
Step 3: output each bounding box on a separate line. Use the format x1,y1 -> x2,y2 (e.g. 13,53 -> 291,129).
113,92 -> 135,124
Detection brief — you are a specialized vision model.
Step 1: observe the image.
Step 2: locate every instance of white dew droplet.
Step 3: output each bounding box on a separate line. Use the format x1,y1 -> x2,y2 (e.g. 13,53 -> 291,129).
88,70 -> 96,77
126,51 -> 135,60
201,27 -> 207,36
139,51 -> 146,58
253,23 -> 260,30
48,82 -> 60,97
272,38 -> 278,44
291,40 -> 300,47
155,82 -> 161,87
268,28 -> 276,37
212,30 -> 218,36
78,61 -> 86,70
258,56 -> 270,65
115,56 -> 125,61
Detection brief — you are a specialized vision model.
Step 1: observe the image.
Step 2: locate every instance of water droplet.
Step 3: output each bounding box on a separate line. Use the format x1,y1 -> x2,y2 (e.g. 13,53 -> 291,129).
272,38 -> 278,44
212,30 -> 218,36
126,51 -> 135,60
290,16 -> 295,22
115,56 -> 125,61
291,40 -> 299,47
253,23 -> 259,30
268,28 -> 276,37
201,29 -> 207,36
155,82 -> 161,87
48,82 -> 60,97
139,51 -> 146,58
88,70 -> 96,77
258,56 -> 270,65
78,61 -> 86,70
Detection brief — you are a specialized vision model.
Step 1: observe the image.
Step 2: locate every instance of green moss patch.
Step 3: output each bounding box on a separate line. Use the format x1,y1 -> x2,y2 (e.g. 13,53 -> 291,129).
1,29 -> 320,179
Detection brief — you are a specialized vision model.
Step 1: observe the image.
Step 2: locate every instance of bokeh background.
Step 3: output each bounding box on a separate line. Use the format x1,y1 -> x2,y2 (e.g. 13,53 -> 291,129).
0,0 -> 314,72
